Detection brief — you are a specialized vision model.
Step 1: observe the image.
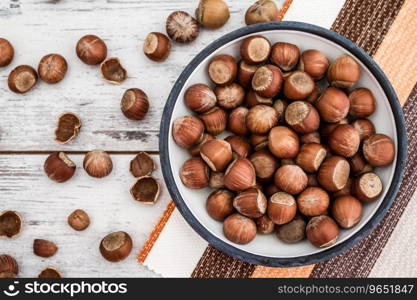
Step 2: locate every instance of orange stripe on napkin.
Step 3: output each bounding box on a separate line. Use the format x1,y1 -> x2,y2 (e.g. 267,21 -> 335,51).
277,0 -> 293,21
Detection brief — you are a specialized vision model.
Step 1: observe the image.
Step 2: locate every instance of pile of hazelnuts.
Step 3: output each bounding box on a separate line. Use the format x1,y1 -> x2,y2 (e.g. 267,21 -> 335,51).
172,34 -> 396,247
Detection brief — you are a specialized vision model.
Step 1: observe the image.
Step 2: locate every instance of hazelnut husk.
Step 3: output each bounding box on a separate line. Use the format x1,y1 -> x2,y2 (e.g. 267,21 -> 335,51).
270,42 -> 300,71
195,0 -> 230,29
100,57 -> 127,84
83,150 -> 113,178
130,176 -> 160,204
206,189 -> 234,221
295,143 -> 327,173
300,131 -> 321,144
224,158 -> 256,191
130,152 -> 155,177
256,215 -> 275,234
251,64 -> 283,98
68,209 -> 90,231
348,88 -> 376,118
215,83 -> 245,110
327,55 -> 361,88
100,231 -> 133,262
250,149 -> 279,182
199,106 -> 227,136
76,34 -> 107,65
228,107 -> 249,136
120,88 -> 149,120
225,135 -> 252,158
223,213 -> 257,244
189,133 -> 214,156
38,267 -> 62,278
328,124 -> 360,158
318,156 -> 350,192
38,54 -> 68,84
306,215 -> 339,247
173,115 -> 205,148
331,195 -> 362,229
283,71 -> 315,100
362,134 -> 395,167
246,89 -> 273,108
297,187 -> 329,217
352,119 -> 375,141
180,157 -> 209,189
8,65 -> 38,94
267,192 -> 297,225
276,216 -> 306,243
209,172 -> 225,188
274,164 -> 308,195
33,239 -> 58,258
249,134 -> 268,151
0,210 -> 22,238
233,188 -> 267,218
184,84 -> 217,113
0,254 -> 18,278
208,54 -> 237,85
240,35 -> 271,64
246,105 -> 278,134
315,87 -> 350,123
44,152 -> 76,183
298,49 -> 329,80
200,139 -> 233,172
143,32 -> 171,62
166,11 -> 199,43
352,172 -> 383,203
238,60 -> 259,88
245,0 -> 279,25
285,101 -> 320,134
268,126 -> 299,158
55,112 -> 81,144
0,38 -> 14,67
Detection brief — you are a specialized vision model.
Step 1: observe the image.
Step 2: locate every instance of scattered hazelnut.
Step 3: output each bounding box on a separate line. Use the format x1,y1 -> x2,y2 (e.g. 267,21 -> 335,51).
352,172 -> 383,203
250,149 -> 279,181
306,215 -> 339,247
300,131 -> 321,144
268,126 -> 299,158
33,239 -> 58,258
256,215 -> 275,234
224,158 -> 256,191
83,150 -> 113,178
228,107 -> 249,136
184,84 -> 217,113
208,54 -> 237,85
143,32 -> 171,62
172,116 -> 205,148
215,83 -> 245,109
223,213 -> 257,244
38,267 -> 61,278
225,135 -> 251,158
246,105 -> 278,134
276,216 -> 306,243
298,49 -> 329,80
0,254 -> 18,278
44,152 -> 76,183
318,156 -> 350,192
130,176 -> 160,204
233,188 -> 267,218
8,65 -> 38,94
240,35 -> 271,64
166,11 -> 199,43
327,55 -> 361,88
297,187 -> 329,217
271,42 -> 300,71
0,210 -> 22,238
283,71 -> 315,100
251,65 -> 283,98
363,134 -> 395,167
68,209 -> 90,231
274,164 -> 308,195
348,88 -> 376,118
54,112 -> 81,144
189,133 -> 214,156
120,88 -> 149,120
38,54 -> 67,84
206,189 -> 234,221
238,60 -> 259,88
99,231 -> 133,262
129,152 -> 155,177
249,134 -> 268,151
246,89 -> 273,107
100,57 -> 127,84
245,0 -> 279,25
200,139 -> 233,172
331,195 -> 362,229
76,34 -> 107,65
352,119 -> 375,141
209,172 -> 225,188
285,101 -> 320,134
315,87 -> 350,123
295,143 -> 327,173
267,192 -> 297,225
0,38 -> 14,67
199,106 -> 227,136
328,124 -> 360,157
180,157 -> 209,189
195,0 -> 230,28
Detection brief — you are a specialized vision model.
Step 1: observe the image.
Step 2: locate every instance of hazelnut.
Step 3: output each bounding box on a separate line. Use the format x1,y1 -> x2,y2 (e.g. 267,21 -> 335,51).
225,135 -> 251,158
348,88 -> 376,118
54,112 -> 81,144
120,88 -> 149,120
173,116 -> 205,148
256,215 -> 275,234
38,54 -> 68,84
209,172 -> 225,188
307,174 -> 319,187
306,215 -> 339,247
348,152 -> 369,175
195,0 -> 230,28
233,188 -> 267,218
268,126 -> 299,158
285,101 -> 320,133
246,105 -> 278,134
223,213 -> 257,244
100,57 -> 127,84
315,87 -> 350,123
249,134 -> 268,151
240,35 -> 271,64
251,65 -> 283,98
83,150 -> 113,178
295,143 -> 327,173
129,152 -> 155,177
297,187 -> 329,217
33,239 -> 58,258
224,158 -> 256,191
68,209 -> 90,231
332,177 -> 353,198
245,0 -> 279,25
199,106 -> 227,136
0,254 -> 18,278
264,184 -> 280,197
306,84 -> 321,104
318,156 -> 350,192
228,107 -> 249,136
299,49 -> 329,80
99,231 -> 133,262
283,71 -> 315,100
180,157 -> 209,189
189,133 -> 214,156
238,60 -> 259,88
250,149 -> 279,181
200,139 -> 233,171
0,210 -> 22,238
166,11 -> 199,43
38,267 -> 61,278
327,55 -> 361,88
130,176 -> 160,204
274,164 -> 308,195
0,38 -> 14,67
208,54 -> 237,85
352,119 -> 375,141
328,124 -> 360,157
276,216 -> 306,243
8,65 -> 38,93
246,89 -> 273,108
273,99 -> 287,123
270,42 -> 300,71
184,84 -> 217,113
363,134 -> 395,167
267,192 -> 297,225
319,119 -> 349,142
76,34 -> 107,65
44,152 -> 76,183
331,195 -> 362,228
215,83 -> 245,110
300,131 -> 321,144
206,189 -> 234,221
352,172 -> 383,203
143,32 -> 171,62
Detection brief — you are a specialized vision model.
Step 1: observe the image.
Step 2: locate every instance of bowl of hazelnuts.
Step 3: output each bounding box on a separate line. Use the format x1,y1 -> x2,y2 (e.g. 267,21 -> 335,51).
160,21 -> 407,266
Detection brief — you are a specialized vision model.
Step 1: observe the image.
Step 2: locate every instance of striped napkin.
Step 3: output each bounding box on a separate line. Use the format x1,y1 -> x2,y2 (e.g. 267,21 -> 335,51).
138,0 -> 417,278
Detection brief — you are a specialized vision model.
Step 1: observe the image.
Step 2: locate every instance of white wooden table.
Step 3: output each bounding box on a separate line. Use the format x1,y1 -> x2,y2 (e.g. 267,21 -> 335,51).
0,0 -> 284,277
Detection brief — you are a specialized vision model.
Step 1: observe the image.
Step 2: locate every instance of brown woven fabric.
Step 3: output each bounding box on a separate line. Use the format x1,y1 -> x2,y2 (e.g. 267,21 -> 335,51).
311,84 -> 417,278
331,0 -> 405,55
191,245 -> 256,278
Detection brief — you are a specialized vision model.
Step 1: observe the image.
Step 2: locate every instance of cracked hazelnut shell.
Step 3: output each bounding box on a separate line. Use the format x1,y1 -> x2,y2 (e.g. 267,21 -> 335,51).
223,213 -> 257,244
131,176 -> 160,204
299,49 -> 329,80
100,231 -> 133,262
224,158 -> 256,191
38,54 -> 68,84
8,65 -> 38,93
271,42 -> 300,71
100,57 -> 127,84
55,112 -> 81,144
0,38 -> 14,67
83,150 -> 113,178
120,88 -> 149,120
276,216 -> 306,243
251,65 -> 283,98
206,189 -> 234,221
0,254 -> 18,278
267,192 -> 297,225
199,106 -> 227,136
143,32 -> 171,62
166,11 -> 199,43
195,0 -> 230,29
130,152 -> 155,177
173,116 -> 205,148
38,267 -> 62,278
306,215 -> 339,247
331,195 -> 362,229
68,209 -> 90,231
0,210 -> 22,238
180,157 -> 209,189
268,126 -> 300,158
233,188 -> 267,218
240,35 -> 271,64
245,0 -> 279,25
315,87 -> 350,123
362,134 -> 395,167
200,139 -> 233,172
208,54 -> 237,85
215,83 -> 245,110
327,55 -> 361,88
33,239 -> 58,258
44,152 -> 76,183
76,34 -> 107,65
184,84 -> 217,113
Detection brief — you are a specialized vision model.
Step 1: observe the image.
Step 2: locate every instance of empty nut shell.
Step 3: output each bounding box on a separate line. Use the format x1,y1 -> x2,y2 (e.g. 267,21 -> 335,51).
297,187 -> 329,217
0,210 -> 22,238
0,38 -> 14,67
318,156 -> 350,192
83,150 -> 113,178
352,172 -> 383,203
348,88 -> 376,118
362,134 -> 395,167
285,101 -> 320,134
208,54 -> 237,85
200,139 -> 233,172
8,65 -> 38,94
223,213 -> 257,244
270,42 -> 300,71
100,58 -> 127,84
100,231 -> 133,262
215,83 -> 245,110
0,254 -> 18,278
130,176 -> 160,204
130,152 -> 155,177
206,189 -> 234,221
120,88 -> 149,120
166,11 -> 199,43
38,54 -> 68,84
240,35 -> 271,64
199,106 -> 227,136
67,209 -> 90,231
328,124 -> 360,158
299,49 -> 329,80
267,192 -> 297,225
251,65 -> 283,98
173,115 -> 205,148
245,0 -> 279,25
331,195 -> 362,228
224,158 -> 256,191
256,215 -> 275,234
233,188 -> 267,218
76,34 -> 107,65
143,32 -> 171,62
33,239 -> 58,258
274,164 -> 308,195
268,126 -> 300,158
306,215 -> 339,247
38,267 -> 62,278
180,157 -> 209,189
276,216 -> 306,243
44,152 -> 76,183
315,87 -> 350,123
327,55 -> 361,88
184,84 -> 217,113
55,112 -> 81,144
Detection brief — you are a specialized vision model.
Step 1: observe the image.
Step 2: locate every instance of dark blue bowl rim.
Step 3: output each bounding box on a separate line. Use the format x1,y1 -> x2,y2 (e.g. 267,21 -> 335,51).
159,21 -> 407,267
